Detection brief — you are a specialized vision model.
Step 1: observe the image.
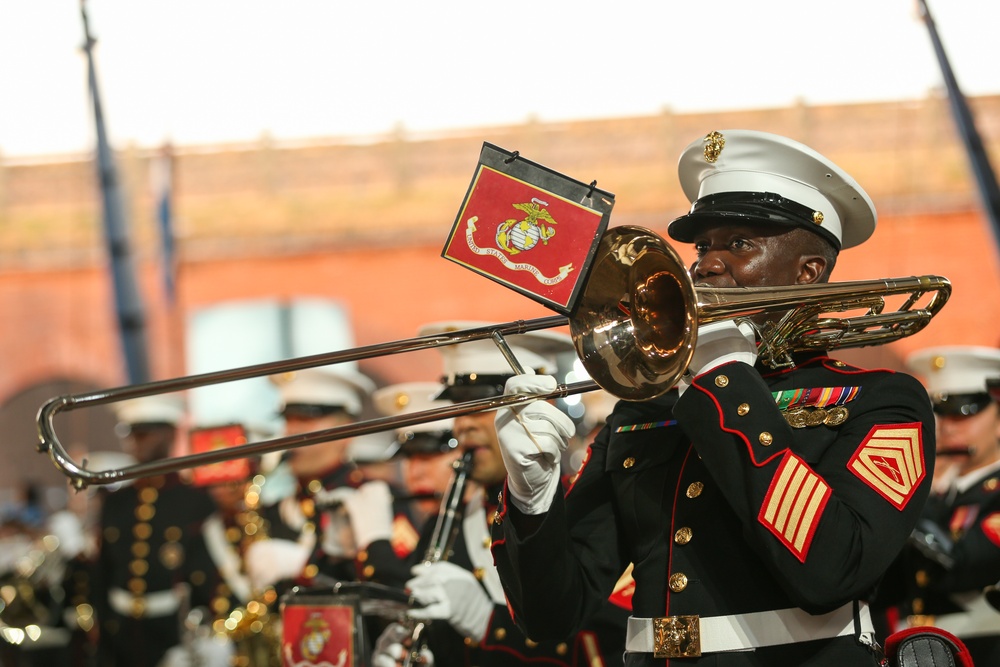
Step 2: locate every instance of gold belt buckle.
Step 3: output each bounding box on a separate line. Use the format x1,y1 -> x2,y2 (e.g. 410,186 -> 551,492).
652,615 -> 701,658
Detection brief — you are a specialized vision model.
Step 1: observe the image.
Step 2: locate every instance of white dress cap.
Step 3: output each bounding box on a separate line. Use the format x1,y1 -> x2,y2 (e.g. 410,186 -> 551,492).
667,130 -> 876,250
114,394 -> 185,427
270,366 -> 375,417
372,381 -> 454,435
906,346 -> 1000,396
418,321 -> 575,380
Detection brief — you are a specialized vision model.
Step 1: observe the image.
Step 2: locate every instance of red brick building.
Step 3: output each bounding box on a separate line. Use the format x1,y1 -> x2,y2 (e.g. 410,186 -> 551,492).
3,95 -> 999,495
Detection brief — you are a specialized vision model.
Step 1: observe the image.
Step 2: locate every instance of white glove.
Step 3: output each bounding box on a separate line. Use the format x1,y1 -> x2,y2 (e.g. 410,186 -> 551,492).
372,622 -> 435,667
342,481 -> 395,550
688,320 -> 758,377
494,373 -> 575,514
156,636 -> 235,667
406,562 -> 493,642
243,538 -> 310,590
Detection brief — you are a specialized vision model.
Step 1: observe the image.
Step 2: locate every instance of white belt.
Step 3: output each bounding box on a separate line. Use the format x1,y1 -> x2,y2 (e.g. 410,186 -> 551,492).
913,594 -> 1000,639
625,602 -> 873,658
109,587 -> 182,618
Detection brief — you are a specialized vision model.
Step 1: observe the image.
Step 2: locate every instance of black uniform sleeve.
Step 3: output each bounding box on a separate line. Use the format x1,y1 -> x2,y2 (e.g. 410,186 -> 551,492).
491,421 -> 627,642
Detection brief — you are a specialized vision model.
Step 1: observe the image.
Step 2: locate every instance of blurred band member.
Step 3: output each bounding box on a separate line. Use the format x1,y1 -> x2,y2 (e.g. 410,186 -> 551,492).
94,394 -> 216,667
892,346 -> 1000,665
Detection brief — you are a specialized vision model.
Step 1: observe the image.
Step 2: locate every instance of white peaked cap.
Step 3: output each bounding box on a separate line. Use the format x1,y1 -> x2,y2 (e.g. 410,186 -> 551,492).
906,346 -> 1000,396
418,321 -> 575,379
271,366 -> 375,417
114,394 -> 185,427
668,129 -> 876,250
373,381 -> 454,434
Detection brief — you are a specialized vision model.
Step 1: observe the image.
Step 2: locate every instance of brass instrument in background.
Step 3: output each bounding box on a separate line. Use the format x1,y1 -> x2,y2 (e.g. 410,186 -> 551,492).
36,226 -> 951,487
403,449 -> 475,667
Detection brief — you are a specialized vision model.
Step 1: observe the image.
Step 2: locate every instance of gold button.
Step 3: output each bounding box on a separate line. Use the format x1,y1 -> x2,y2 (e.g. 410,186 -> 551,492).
130,597 -> 146,618
307,479 -> 322,494
668,572 -> 688,592
737,403 -> 750,416
133,523 -> 152,540
304,564 -> 320,579
135,504 -> 155,521
463,637 -> 474,646
674,527 -> 693,545
494,628 -> 507,640
300,498 -> 316,518
686,482 -> 704,498
623,457 -> 636,469
525,638 -> 538,648
131,542 -> 149,558
164,526 -> 182,542
129,559 -> 149,576
127,578 -> 146,594
714,375 -> 729,387
912,599 -> 924,614
190,570 -> 206,586
139,487 -> 158,504
357,550 -> 368,561
758,432 -> 773,446
104,526 -> 120,543
362,565 -> 375,578
915,570 -> 929,587
985,479 -> 999,492
474,567 -> 486,581
556,643 -> 568,655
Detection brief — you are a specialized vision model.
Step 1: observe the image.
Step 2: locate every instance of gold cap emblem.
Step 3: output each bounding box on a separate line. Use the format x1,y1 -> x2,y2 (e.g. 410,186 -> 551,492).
703,131 -> 725,163
812,211 -> 824,225
931,355 -> 946,370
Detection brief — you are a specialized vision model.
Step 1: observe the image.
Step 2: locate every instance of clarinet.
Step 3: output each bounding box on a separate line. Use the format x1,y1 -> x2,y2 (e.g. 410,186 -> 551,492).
403,449 -> 475,666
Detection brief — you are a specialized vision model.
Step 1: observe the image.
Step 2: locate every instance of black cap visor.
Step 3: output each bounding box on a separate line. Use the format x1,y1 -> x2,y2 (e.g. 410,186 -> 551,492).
667,191 -> 841,251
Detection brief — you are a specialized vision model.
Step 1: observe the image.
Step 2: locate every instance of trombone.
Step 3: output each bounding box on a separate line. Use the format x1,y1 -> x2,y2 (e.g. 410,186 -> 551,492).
37,225 -> 951,489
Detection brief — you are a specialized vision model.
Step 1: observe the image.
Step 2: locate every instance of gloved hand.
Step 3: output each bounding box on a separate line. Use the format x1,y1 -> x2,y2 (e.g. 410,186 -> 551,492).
243,538 -> 310,590
688,320 -> 758,378
156,636 -> 235,667
406,561 -> 493,642
341,481 -> 395,550
372,622 -> 435,667
494,373 -> 575,514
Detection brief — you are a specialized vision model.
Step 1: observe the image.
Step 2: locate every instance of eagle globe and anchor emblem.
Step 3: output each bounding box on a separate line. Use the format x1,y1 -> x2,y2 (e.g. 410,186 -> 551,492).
464,197 -> 574,286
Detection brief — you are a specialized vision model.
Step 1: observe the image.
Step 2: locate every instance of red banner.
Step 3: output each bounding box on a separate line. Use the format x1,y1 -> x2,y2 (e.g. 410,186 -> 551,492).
443,145 -> 612,314
190,424 -> 252,486
281,604 -> 355,667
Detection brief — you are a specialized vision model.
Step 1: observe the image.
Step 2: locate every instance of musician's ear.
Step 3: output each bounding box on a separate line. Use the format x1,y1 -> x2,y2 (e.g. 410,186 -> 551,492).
795,255 -> 827,285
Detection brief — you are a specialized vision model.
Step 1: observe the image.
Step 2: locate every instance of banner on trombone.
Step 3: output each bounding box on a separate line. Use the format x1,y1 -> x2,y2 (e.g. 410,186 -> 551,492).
442,142 -> 614,315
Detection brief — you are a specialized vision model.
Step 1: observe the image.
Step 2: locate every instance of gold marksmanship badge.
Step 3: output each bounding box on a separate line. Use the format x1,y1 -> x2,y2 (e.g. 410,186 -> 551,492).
783,406 -> 850,428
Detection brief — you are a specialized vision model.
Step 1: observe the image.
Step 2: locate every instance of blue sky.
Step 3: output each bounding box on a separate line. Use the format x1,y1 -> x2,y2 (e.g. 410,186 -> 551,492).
1,1 -> 997,159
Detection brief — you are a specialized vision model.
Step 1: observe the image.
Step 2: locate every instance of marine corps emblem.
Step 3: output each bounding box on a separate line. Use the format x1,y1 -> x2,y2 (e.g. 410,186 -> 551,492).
495,198 -> 558,255
703,131 -> 725,163
300,612 -> 332,661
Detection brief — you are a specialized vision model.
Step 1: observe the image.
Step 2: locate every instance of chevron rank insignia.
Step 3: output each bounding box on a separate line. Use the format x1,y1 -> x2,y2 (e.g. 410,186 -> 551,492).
848,423 -> 925,510
982,512 -> 1000,548
759,452 -> 831,562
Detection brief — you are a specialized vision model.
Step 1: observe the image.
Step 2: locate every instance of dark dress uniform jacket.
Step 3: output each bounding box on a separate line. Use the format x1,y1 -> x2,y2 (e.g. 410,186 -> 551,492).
492,355 -> 937,666
418,483 -> 629,666
891,464 -> 1000,665
95,473 -> 216,667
